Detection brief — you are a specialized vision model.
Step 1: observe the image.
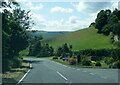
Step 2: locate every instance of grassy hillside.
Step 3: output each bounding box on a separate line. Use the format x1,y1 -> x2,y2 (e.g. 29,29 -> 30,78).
41,27 -> 116,51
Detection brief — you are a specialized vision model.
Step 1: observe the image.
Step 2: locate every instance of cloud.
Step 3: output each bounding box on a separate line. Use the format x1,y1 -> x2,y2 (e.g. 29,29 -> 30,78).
30,4 -> 43,10
51,6 -> 73,13
31,13 -> 94,31
25,2 -> 33,6
25,2 -> 43,11
74,2 -> 113,13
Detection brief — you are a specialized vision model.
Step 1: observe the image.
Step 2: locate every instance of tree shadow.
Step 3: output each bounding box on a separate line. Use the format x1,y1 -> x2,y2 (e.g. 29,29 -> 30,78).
2,78 -> 17,85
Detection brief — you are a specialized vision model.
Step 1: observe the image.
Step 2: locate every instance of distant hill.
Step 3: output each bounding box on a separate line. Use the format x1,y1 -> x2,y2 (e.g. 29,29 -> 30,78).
27,31 -> 70,39
41,27 -> 116,51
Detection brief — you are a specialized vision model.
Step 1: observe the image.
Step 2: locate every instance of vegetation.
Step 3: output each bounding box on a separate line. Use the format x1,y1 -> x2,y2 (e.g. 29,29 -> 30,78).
28,41 -> 54,57
2,62 -> 30,83
95,9 -> 120,47
42,8 -> 120,69
2,1 -> 32,72
42,27 -> 116,51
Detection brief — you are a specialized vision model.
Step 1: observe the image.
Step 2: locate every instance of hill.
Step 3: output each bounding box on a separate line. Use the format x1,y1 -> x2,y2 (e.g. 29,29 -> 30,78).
41,27 -> 116,51
27,31 -> 70,39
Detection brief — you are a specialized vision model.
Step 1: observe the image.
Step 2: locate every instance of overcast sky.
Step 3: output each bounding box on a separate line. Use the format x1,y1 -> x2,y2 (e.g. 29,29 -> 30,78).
19,1 -> 119,31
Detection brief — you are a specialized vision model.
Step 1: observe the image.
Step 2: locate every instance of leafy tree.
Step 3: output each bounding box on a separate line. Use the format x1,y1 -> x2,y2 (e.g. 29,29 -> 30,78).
102,24 -> 112,35
112,22 -> 120,36
56,47 -> 63,56
107,14 -> 118,24
2,1 -> 32,72
62,43 -> 70,53
89,22 -> 95,27
95,10 -> 108,33
49,46 -> 54,56
113,8 -> 120,20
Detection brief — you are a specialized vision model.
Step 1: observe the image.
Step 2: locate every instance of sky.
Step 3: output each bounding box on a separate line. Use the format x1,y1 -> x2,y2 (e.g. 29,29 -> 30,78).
18,0 -> 119,31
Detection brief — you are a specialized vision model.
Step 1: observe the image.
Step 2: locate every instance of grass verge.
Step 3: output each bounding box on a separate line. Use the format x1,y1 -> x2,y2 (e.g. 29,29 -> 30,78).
52,59 -> 109,69
2,62 -> 30,84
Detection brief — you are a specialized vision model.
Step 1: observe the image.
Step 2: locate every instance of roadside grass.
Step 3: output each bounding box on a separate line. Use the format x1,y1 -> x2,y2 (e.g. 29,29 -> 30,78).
2,62 -> 30,84
22,56 -> 54,58
52,59 -> 109,69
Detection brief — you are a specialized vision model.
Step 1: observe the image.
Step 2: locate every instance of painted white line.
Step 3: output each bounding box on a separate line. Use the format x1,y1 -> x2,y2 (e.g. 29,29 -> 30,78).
16,64 -> 31,85
77,69 -> 80,70
89,73 -> 95,75
63,65 -> 67,67
57,71 -> 68,80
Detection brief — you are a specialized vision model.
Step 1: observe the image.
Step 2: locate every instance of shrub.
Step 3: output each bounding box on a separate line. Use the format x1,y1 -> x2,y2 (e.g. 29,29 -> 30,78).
82,58 -> 92,66
91,56 -> 101,61
52,57 -> 58,59
68,58 -> 76,65
95,62 -> 102,67
2,59 -> 13,73
104,57 -> 114,65
91,61 -> 96,64
12,58 -> 22,68
111,61 -> 120,68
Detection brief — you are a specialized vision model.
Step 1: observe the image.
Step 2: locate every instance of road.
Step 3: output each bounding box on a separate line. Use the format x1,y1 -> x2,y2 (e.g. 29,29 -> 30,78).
20,58 -> 118,84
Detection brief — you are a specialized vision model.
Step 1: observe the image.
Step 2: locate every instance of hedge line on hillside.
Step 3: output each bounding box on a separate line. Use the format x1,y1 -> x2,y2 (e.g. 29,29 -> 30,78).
74,49 -> 120,60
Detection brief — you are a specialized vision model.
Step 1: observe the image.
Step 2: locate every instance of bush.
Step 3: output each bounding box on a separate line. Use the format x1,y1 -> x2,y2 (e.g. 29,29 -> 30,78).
95,62 -> 102,67
91,56 -> 101,61
12,58 -> 22,68
52,57 -> 58,60
2,59 -> 13,73
68,58 -> 76,65
111,61 -> 120,68
82,58 -> 92,66
104,57 -> 114,65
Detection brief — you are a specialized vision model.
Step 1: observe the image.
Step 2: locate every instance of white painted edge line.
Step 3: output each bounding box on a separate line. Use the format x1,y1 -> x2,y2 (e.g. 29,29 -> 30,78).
16,64 -> 32,85
57,71 -> 68,80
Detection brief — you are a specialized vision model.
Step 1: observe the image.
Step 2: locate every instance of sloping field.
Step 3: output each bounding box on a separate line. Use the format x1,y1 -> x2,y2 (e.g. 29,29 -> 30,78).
42,27 -> 116,51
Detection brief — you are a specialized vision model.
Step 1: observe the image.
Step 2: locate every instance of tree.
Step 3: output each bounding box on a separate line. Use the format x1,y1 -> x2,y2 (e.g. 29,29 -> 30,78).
102,24 -> 112,35
49,46 -> 54,56
56,47 -> 62,57
63,43 -> 69,53
112,22 -> 120,37
113,8 -> 120,20
95,10 -> 108,33
107,14 -> 118,24
89,22 -> 95,27
2,1 -> 32,72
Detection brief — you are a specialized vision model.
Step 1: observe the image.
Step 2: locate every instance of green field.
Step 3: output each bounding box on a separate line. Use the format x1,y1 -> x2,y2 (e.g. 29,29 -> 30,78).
42,27 -> 116,51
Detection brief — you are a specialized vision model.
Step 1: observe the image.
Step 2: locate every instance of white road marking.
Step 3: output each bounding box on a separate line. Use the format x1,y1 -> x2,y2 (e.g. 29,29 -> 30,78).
77,69 -> 80,70
57,71 -> 68,80
16,69 -> 31,85
89,73 -> 95,75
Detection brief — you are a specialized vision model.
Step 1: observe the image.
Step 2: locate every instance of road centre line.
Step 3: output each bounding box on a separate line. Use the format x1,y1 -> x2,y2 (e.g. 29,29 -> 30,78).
89,73 -> 95,75
57,71 -> 68,80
